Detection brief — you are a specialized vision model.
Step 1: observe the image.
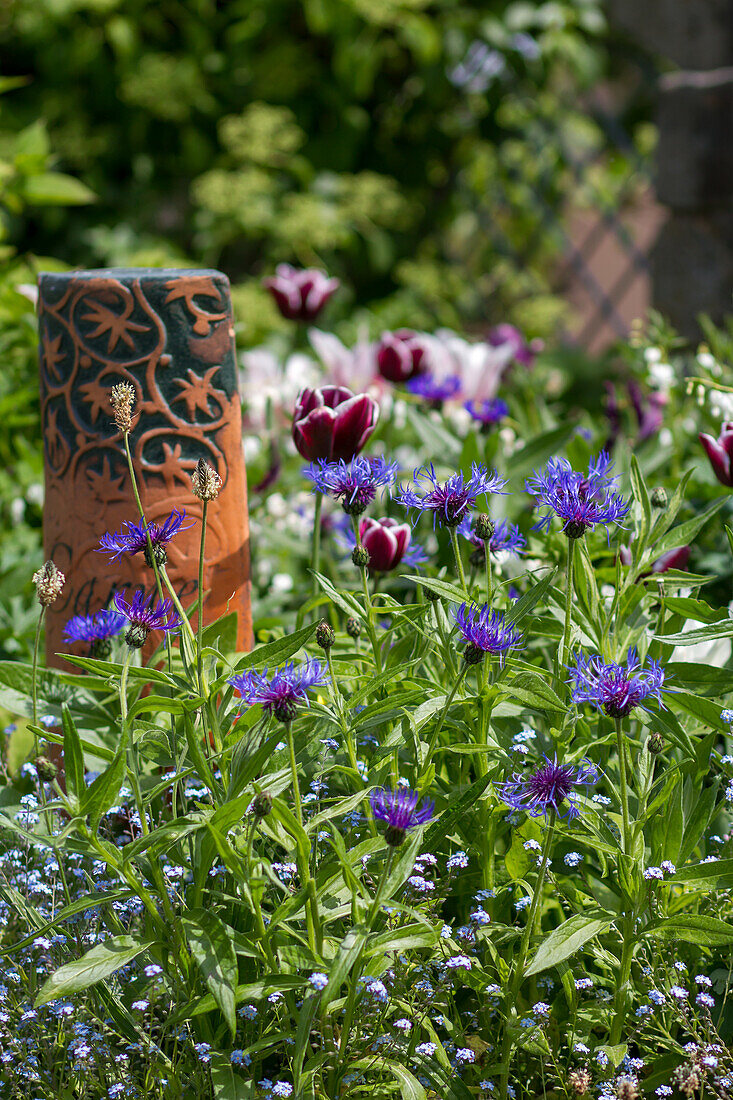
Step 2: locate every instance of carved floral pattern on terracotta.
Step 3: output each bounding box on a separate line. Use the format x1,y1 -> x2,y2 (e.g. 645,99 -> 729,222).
38,268 -> 252,663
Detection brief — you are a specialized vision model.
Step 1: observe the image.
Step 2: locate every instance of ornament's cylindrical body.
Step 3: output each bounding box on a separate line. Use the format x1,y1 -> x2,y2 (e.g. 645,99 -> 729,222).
37,268 -> 252,662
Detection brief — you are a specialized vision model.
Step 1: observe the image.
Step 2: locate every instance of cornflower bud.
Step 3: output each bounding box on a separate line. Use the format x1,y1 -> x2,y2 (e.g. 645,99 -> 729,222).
651,487 -> 668,509
249,791 -> 272,820
34,755 -> 57,782
648,731 -> 664,755
351,545 -> 370,569
473,513 -> 495,542
346,617 -> 362,638
110,382 -> 136,434
191,458 -> 222,502
315,620 -> 335,650
32,560 -> 65,607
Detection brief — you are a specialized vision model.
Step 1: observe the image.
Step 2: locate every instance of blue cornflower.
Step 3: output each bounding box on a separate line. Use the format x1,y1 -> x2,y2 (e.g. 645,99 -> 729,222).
113,589 -> 181,648
500,754 -> 598,819
228,659 -> 327,724
62,609 -> 126,651
453,602 -> 524,665
568,647 -> 665,718
407,373 -> 461,404
371,785 -> 434,846
465,397 -> 509,427
97,509 -> 192,566
525,451 -> 629,539
458,515 -> 525,558
304,455 -> 398,515
396,462 -> 506,528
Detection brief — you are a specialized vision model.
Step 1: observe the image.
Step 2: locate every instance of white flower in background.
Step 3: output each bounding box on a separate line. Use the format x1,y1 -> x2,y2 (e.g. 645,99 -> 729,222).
423,329 -> 513,403
307,327 -> 377,393
709,389 -> 733,421
239,348 -> 321,428
26,483 -> 44,507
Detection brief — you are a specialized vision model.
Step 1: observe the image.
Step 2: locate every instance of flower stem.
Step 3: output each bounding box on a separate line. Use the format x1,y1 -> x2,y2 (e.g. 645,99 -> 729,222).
560,536 -> 577,671
424,664 -> 467,770
311,491 -> 323,594
285,721 -> 322,955
484,545 -> 493,607
615,717 -> 631,855
610,913 -> 635,1045
333,848 -> 394,1094
352,516 -> 382,675
449,526 -> 468,597
31,608 -> 44,742
196,499 -> 208,698
499,813 -> 556,1100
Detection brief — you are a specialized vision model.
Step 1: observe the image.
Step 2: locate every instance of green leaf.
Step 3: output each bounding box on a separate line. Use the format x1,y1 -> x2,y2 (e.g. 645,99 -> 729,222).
23,171 -> 96,205
81,733 -> 129,829
525,911 -> 614,976
61,703 -> 85,810
499,670 -> 564,713
405,574 -> 467,605
668,858 -> 733,890
387,1061 -> 427,1100
645,915 -> 733,946
655,620 -> 733,646
229,623 -> 319,674
35,935 -> 153,1006
504,569 -> 557,626
321,925 -> 368,1013
647,497 -> 726,564
630,454 -> 651,560
0,888 -> 133,956
211,1053 -> 254,1099
184,910 -> 238,1039
679,780 -> 720,865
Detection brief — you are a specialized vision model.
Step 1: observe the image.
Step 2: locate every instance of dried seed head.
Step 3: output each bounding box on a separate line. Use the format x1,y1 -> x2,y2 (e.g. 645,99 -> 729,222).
616,1076 -> 638,1100
674,1064 -> 701,1097
110,382 -> 136,434
568,1069 -> 592,1096
191,458 -> 222,502
32,560 -> 65,607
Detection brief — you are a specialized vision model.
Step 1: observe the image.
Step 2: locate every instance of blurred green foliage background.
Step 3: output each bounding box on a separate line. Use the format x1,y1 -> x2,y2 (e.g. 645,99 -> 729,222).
0,0 -> 651,340
0,0 -> 657,662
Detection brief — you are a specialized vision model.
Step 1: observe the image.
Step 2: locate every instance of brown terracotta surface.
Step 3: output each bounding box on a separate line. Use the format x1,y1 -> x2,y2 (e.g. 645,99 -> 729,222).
38,268 -> 253,666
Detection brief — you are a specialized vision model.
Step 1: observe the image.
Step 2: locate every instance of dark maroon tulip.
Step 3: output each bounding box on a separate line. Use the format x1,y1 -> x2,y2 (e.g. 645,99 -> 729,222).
359,517 -> 412,572
699,422 -> 733,487
487,323 -> 543,368
292,385 -> 378,463
376,330 -> 428,383
263,264 -> 340,322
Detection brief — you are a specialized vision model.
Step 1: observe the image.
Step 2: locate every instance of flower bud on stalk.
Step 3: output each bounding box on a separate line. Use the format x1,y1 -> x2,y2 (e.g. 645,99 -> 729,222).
351,545 -> 370,569
110,382 -> 136,434
473,513 -> 495,542
651,486 -> 667,509
249,791 -> 272,820
346,617 -> 362,639
34,755 -> 57,782
648,731 -> 664,755
32,561 -> 65,607
315,620 -> 335,650
191,458 -> 222,501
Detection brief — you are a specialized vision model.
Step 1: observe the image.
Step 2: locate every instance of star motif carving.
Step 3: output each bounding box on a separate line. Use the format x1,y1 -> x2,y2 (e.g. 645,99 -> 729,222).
81,298 -> 149,353
79,378 -> 113,425
42,328 -> 65,381
85,455 -> 128,505
172,366 -> 224,419
151,441 -> 196,494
